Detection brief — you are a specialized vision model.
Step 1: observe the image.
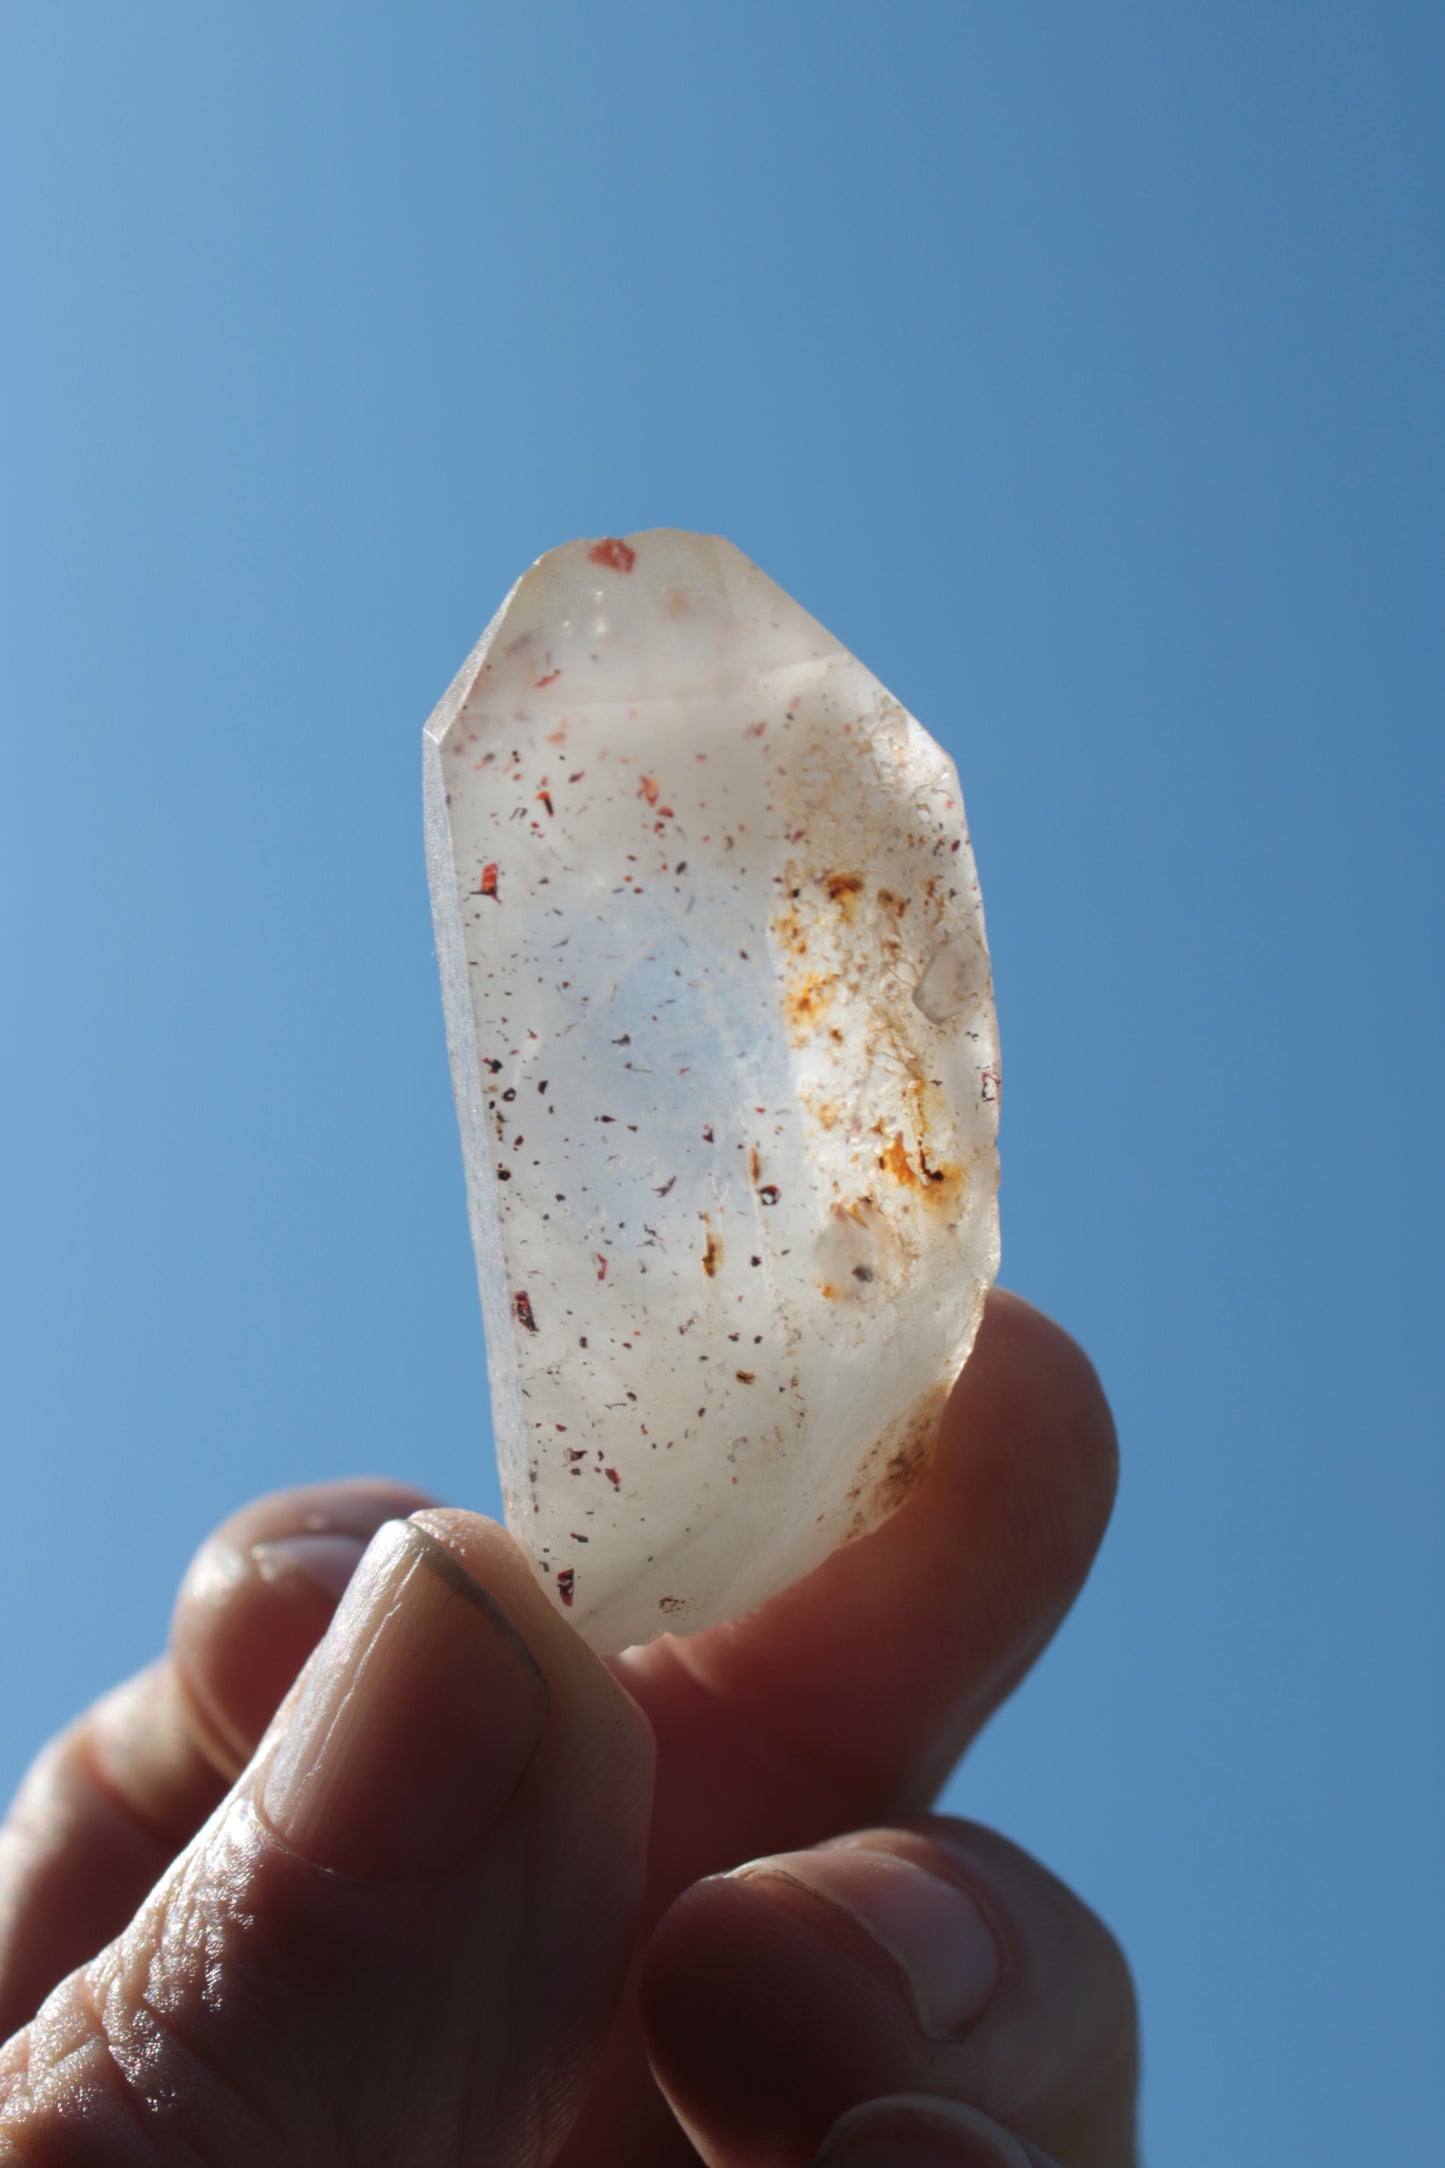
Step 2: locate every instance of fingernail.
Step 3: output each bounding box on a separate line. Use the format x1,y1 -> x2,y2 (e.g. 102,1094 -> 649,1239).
810,2099 -> 1028,2166
261,1518 -> 550,1880
736,1846 -> 1002,2041
251,1531 -> 370,1602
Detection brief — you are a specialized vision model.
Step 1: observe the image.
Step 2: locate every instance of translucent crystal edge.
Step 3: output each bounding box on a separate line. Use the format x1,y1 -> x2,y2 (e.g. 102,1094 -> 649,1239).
422,589 -> 529,1526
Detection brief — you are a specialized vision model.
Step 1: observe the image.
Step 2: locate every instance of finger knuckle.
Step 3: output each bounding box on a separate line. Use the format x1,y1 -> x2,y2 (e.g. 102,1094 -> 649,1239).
0,1967 -> 171,2165
0,1828 -> 309,2167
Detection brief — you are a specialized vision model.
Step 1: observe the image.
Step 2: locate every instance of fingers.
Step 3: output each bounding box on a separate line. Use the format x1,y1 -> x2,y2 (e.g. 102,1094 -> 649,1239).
0,1478 -> 431,2039
171,1476 -> 438,1776
811,2098 -> 1062,2166
618,1288 -> 1117,1857
0,1661 -> 225,2041
0,1513 -> 656,2164
547,1295 -> 1118,2168
640,1817 -> 1138,2168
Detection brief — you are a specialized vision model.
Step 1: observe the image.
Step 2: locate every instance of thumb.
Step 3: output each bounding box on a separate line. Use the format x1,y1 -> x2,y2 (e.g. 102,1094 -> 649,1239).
0,1512 -> 654,2166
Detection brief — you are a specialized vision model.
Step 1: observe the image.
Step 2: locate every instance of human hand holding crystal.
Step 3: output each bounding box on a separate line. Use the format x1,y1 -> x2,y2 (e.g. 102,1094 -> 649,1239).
0,1291 -> 1135,2165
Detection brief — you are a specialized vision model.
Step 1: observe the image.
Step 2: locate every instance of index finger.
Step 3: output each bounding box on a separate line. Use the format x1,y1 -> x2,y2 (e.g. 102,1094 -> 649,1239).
618,1290 -> 1117,1854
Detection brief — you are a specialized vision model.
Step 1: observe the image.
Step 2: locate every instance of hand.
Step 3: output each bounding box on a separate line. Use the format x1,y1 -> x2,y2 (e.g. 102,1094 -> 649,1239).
0,1291 -> 1136,2163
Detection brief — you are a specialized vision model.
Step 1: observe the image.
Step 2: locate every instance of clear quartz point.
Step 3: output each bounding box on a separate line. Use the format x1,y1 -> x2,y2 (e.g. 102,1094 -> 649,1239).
424,532 -> 1000,1652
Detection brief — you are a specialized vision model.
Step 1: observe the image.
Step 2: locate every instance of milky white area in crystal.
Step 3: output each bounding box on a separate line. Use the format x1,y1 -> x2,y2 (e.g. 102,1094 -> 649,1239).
423,532 -> 1000,1652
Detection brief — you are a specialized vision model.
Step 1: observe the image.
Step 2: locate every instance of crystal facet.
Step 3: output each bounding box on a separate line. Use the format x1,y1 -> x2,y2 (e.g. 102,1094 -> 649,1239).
424,532 -> 999,1652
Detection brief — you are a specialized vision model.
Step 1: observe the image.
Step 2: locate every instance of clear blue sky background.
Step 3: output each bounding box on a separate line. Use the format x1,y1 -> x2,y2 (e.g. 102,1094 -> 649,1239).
2,5 -> 1441,2160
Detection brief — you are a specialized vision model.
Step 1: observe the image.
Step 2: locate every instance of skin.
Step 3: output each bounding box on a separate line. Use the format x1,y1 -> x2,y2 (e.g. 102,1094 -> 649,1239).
0,1289 -> 1137,2164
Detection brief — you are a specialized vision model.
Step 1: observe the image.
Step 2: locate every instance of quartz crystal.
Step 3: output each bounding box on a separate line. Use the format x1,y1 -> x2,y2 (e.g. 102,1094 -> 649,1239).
424,532 -> 999,1652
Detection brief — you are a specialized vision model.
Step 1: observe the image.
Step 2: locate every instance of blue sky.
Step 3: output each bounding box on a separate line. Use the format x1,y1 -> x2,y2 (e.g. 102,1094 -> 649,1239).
2,4 -> 1442,2159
